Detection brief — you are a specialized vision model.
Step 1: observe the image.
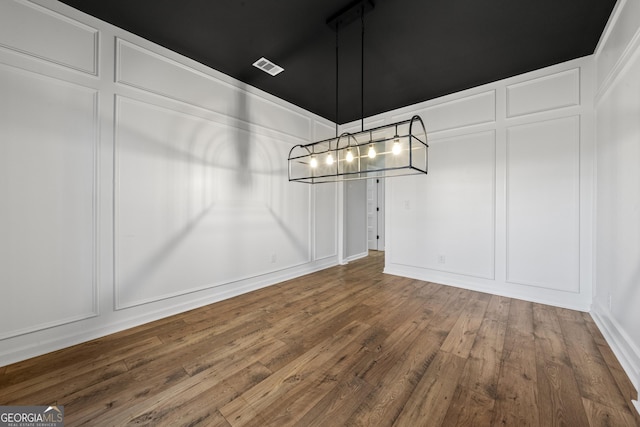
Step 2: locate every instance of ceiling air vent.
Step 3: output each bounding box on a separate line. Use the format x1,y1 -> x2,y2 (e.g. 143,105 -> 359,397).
252,57 -> 284,76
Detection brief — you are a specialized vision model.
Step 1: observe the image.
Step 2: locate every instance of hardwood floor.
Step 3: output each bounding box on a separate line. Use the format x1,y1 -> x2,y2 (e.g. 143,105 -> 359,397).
1,251 -> 638,426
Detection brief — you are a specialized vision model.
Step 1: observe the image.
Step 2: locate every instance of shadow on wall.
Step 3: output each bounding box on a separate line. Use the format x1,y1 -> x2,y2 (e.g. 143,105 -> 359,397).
115,83 -> 309,307
232,83 -> 253,189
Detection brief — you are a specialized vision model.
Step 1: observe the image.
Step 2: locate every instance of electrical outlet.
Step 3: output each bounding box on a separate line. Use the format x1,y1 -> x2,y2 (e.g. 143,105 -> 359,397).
404,200 -> 411,210
438,255 -> 446,264
271,253 -> 277,263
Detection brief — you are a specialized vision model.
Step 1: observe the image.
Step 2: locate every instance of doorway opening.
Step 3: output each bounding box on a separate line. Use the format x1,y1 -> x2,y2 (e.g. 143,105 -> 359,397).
367,178 -> 385,251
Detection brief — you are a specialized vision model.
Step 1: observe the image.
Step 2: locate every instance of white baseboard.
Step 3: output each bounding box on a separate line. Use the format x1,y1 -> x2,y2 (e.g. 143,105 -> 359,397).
384,264 -> 591,312
342,251 -> 369,264
591,300 -> 640,407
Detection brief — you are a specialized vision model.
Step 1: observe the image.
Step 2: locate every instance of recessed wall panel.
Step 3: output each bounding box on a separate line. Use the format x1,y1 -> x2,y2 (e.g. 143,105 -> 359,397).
0,65 -> 98,339
414,90 -> 495,133
0,0 -> 98,74
506,116 -> 580,292
114,97 -> 310,308
391,131 -> 495,279
116,39 -> 310,140
507,68 -> 580,117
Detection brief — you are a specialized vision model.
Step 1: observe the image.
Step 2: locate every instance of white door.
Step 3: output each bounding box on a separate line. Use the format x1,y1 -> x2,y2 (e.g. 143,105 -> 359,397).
367,178 -> 385,250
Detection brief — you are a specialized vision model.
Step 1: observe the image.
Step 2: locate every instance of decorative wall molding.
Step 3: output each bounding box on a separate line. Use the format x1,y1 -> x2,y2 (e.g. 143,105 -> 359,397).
113,95 -> 314,309
0,0 -> 98,75
414,129 -> 497,280
396,90 -> 496,134
506,68 -> 580,118
115,38 -> 310,141
383,58 -> 591,312
505,116 -> 581,292
0,64 -> 100,340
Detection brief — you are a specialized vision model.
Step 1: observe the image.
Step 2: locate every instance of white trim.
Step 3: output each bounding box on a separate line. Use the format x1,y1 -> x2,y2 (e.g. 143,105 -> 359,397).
0,0 -> 99,75
343,251 -> 368,264
385,264 -> 591,312
590,300 -> 640,402
506,68 -> 580,118
596,26 -> 640,104
594,0 -> 629,59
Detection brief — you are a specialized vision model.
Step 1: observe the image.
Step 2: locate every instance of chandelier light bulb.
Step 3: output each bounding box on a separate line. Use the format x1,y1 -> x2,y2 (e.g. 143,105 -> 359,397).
310,155 -> 318,168
392,138 -> 401,155
345,149 -> 354,163
326,152 -> 334,165
368,144 -> 376,159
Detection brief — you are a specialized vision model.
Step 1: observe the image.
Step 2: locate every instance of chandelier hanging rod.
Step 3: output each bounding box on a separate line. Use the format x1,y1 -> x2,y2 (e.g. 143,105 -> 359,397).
326,0 -> 374,31
287,0 -> 428,184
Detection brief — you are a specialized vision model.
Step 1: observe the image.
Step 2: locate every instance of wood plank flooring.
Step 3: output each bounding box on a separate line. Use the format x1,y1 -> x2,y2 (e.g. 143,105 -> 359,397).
1,251 -> 638,426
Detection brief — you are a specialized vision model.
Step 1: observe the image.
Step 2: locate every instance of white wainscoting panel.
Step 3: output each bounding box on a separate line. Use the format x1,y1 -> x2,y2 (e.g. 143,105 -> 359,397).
313,121 -> 338,260
507,68 -> 580,118
0,64 -> 98,339
408,90 -> 496,133
389,131 -> 495,279
116,39 -> 310,140
384,58 -> 590,311
114,96 -> 311,308
506,116 -> 580,292
0,0 -> 98,74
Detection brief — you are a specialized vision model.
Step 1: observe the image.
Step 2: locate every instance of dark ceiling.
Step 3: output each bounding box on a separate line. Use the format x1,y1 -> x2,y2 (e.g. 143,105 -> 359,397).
58,0 -> 616,124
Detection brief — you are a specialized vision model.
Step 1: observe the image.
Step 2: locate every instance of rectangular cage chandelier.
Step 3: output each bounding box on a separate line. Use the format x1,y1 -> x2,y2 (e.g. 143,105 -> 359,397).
288,115 -> 428,183
287,0 -> 428,184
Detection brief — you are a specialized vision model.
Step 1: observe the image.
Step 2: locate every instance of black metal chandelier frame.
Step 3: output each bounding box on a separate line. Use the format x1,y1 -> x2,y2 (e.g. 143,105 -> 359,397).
288,115 -> 428,183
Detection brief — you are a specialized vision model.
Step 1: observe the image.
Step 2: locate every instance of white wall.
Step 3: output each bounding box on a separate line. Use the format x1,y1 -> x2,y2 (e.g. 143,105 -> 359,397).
381,58 -> 595,312
0,0 -> 338,366
343,180 -> 368,261
592,0 -> 640,409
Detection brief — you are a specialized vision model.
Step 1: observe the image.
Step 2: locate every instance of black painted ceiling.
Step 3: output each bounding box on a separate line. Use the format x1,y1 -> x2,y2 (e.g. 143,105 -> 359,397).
58,0 -> 616,124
